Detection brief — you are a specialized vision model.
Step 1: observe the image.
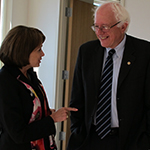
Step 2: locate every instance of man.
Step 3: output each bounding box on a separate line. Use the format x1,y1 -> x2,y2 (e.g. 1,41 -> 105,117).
67,1 -> 150,150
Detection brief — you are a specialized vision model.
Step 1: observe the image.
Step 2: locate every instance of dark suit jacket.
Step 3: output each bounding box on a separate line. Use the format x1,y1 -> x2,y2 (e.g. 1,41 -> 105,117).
0,65 -> 55,150
67,34 -> 150,150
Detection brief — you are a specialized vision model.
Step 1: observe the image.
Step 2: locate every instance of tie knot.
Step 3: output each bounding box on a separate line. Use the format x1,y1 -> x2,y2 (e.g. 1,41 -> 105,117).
108,49 -> 115,57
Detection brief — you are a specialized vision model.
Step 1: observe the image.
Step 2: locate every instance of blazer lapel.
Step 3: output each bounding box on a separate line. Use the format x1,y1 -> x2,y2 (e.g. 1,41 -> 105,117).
93,45 -> 105,94
92,36 -> 136,90
118,36 -> 136,88
88,44 -> 104,117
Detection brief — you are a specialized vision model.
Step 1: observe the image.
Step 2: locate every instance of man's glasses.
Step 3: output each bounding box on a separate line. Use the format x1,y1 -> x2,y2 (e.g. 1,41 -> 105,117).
91,21 -> 121,32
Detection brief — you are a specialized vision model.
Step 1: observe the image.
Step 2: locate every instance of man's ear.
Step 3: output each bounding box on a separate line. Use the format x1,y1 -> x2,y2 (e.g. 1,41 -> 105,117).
121,22 -> 128,33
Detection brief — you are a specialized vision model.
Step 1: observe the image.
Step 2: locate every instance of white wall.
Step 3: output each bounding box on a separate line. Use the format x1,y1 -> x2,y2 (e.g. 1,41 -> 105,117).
11,0 -> 28,26
28,0 -> 60,109
11,0 -> 60,109
125,0 -> 150,41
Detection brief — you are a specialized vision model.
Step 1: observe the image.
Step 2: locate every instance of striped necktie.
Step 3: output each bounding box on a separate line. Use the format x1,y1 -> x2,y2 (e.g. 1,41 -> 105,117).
95,49 -> 115,139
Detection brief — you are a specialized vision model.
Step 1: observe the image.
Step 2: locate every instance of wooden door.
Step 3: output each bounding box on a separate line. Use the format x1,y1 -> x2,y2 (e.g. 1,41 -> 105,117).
62,0 -> 97,149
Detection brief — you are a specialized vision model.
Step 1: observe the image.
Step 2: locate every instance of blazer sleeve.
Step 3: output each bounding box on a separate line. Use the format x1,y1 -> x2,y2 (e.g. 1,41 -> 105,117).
0,73 -> 56,144
145,57 -> 150,137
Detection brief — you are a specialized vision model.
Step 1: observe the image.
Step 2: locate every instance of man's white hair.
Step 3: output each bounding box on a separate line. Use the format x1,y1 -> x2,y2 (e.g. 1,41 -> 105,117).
94,2 -> 130,32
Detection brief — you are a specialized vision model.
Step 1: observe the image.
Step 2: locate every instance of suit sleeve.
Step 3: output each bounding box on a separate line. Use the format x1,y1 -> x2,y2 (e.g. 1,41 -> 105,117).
145,59 -> 150,138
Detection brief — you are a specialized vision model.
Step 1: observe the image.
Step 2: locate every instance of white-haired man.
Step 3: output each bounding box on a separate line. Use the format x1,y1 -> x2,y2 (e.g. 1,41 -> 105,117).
67,2 -> 150,150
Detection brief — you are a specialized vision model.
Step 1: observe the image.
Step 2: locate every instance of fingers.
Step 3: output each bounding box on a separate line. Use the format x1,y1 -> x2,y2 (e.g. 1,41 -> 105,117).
61,107 -> 78,120
65,107 -> 78,112
62,107 -> 78,118
50,109 -> 56,114
50,107 -> 78,123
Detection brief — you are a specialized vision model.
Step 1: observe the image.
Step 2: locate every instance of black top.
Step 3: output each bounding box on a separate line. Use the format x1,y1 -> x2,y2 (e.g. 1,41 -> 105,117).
0,65 -> 56,150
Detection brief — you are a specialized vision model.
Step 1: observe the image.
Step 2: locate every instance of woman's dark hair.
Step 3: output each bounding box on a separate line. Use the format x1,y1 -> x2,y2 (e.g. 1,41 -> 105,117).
0,25 -> 46,68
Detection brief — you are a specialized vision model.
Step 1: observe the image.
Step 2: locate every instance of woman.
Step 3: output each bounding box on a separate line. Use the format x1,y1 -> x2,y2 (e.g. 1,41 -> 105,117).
0,25 -> 77,150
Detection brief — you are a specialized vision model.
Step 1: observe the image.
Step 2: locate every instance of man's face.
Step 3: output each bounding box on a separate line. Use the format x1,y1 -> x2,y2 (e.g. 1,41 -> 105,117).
94,7 -> 126,48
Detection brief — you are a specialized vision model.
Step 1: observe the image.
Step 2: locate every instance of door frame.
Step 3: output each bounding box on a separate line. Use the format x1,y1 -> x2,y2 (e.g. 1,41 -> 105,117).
56,0 -> 97,149
55,0 -> 69,149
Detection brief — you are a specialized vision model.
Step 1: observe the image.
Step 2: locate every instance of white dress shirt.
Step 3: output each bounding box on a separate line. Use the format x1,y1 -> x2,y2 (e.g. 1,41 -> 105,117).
105,35 -> 126,127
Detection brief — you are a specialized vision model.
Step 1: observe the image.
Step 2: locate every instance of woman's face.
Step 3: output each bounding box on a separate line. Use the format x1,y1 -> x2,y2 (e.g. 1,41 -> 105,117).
29,43 -> 45,68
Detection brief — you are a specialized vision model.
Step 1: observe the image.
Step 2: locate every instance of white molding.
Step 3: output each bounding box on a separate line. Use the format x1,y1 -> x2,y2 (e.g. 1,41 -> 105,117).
94,0 -> 125,6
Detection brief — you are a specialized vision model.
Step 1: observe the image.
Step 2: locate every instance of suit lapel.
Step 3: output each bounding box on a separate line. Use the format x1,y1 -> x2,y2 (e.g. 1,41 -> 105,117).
91,36 -> 136,94
118,35 -> 136,88
93,45 -> 105,94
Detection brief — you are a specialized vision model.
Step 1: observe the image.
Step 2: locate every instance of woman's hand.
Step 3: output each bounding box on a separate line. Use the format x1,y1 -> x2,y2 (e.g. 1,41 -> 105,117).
50,107 -> 78,122
50,109 -> 56,114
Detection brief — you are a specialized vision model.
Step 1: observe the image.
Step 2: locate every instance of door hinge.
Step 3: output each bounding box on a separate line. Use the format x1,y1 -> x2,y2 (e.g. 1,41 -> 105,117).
65,7 -> 72,17
59,131 -> 66,141
62,70 -> 69,80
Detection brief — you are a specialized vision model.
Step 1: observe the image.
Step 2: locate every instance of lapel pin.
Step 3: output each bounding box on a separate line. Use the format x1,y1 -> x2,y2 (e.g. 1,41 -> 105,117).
127,61 -> 131,65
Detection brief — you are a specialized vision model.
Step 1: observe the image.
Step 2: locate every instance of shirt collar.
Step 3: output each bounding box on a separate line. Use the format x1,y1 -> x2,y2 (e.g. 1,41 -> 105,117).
106,34 -> 126,58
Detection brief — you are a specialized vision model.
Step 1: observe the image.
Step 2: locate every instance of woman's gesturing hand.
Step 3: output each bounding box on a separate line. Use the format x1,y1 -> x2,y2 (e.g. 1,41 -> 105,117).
50,107 -> 78,122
